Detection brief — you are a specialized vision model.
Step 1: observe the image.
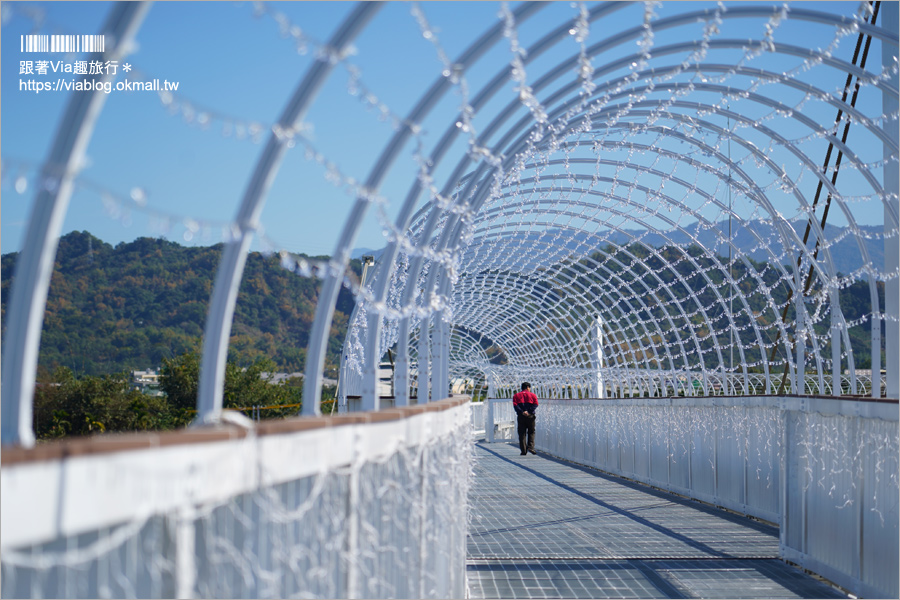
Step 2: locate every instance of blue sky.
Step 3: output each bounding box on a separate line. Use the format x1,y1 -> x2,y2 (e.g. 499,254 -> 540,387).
1,1 -> 887,257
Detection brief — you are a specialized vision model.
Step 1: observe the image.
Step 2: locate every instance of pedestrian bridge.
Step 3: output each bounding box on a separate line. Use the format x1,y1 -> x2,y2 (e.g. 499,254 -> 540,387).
468,441 -> 841,599
1,1 -> 898,598
2,395 -> 897,598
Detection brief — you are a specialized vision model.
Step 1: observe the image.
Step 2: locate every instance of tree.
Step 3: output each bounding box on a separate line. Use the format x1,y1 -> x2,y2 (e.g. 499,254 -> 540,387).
33,366 -> 186,439
2,231 -> 356,377
159,352 -> 200,411
223,357 -> 302,418
160,351 -> 302,420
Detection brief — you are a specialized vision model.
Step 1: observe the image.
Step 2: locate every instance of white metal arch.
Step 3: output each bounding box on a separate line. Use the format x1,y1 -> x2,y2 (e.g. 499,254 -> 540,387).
1,2 -> 151,446
2,2 -> 897,449
339,2 -> 896,409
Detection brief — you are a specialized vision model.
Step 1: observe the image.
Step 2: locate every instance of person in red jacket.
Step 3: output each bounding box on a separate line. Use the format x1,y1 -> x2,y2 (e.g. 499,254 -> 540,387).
513,382 -> 539,455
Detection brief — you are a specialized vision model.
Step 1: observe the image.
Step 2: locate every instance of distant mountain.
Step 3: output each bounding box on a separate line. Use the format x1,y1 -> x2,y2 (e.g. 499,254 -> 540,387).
1,231 -> 361,377
605,221 -> 885,276
460,220 -> 885,276
1,223 -> 886,378
351,247 -> 385,260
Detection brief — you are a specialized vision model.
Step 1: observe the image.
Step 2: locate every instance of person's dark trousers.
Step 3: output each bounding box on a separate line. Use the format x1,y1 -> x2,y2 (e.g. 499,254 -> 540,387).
517,413 -> 536,454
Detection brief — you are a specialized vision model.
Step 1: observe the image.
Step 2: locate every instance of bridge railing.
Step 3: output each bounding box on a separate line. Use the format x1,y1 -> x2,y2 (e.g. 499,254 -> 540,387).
485,370 -> 885,401
533,395 -> 899,599
469,401 -> 485,437
1,397 -> 472,599
483,399 -> 515,443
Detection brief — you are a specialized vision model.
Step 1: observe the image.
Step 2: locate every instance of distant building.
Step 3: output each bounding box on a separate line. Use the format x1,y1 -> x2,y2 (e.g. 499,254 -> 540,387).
132,369 -> 164,397
259,372 -> 304,385
450,377 -> 474,395
843,369 -> 887,376
256,372 -> 337,387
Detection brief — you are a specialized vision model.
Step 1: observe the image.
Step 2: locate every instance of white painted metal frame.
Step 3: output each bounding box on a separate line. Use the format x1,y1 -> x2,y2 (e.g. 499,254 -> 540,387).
196,2 -> 382,424
336,5 -> 898,409
2,1 -> 897,447
883,1 -> 899,399
1,401 -> 472,598
2,6 -> 897,599
530,396 -> 898,599
0,2 -> 151,447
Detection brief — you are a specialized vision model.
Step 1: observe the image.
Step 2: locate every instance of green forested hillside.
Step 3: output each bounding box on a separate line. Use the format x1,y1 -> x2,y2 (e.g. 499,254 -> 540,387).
0,232 -> 885,381
1,231 -> 360,377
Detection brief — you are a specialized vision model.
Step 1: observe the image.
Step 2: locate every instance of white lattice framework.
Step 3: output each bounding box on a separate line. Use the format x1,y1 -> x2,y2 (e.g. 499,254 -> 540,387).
337,1 -> 900,411
1,1 -> 898,443
1,3 -> 898,599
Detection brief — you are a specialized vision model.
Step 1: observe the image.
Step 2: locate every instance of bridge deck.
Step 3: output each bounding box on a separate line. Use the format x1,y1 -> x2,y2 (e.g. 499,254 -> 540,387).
466,442 -> 846,599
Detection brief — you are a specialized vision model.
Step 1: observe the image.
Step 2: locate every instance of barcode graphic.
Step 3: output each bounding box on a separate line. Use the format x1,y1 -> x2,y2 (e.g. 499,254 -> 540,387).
20,34 -> 105,53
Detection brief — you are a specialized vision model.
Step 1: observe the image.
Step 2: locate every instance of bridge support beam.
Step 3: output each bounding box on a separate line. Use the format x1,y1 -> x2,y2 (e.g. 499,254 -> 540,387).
418,316 -> 431,402
433,314 -> 450,400
884,0 -> 899,399
394,319 -> 410,407
591,318 -> 606,399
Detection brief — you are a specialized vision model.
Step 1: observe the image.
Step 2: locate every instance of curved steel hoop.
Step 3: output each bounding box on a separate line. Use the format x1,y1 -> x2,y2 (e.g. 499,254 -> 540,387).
1,2 -> 151,447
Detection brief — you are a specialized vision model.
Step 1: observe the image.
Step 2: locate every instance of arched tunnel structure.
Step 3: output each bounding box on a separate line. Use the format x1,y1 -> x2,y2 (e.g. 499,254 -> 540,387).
328,1 -> 900,414
1,3 -> 898,599
2,1 -> 898,442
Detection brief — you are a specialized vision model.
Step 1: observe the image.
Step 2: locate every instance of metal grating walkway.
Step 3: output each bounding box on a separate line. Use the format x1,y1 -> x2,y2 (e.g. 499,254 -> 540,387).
466,442 -> 846,599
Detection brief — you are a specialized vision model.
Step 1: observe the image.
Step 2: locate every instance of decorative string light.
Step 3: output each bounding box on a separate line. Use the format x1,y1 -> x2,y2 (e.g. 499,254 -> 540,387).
3,0 -> 897,419
3,4 -> 897,595
341,3 -> 897,407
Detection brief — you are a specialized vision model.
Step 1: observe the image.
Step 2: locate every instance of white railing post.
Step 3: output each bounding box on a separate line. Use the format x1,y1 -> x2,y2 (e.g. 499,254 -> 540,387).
175,509 -> 196,599
486,399 -> 495,443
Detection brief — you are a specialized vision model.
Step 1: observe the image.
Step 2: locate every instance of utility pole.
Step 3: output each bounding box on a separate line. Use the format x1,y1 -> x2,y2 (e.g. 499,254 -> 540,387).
360,255 -> 375,287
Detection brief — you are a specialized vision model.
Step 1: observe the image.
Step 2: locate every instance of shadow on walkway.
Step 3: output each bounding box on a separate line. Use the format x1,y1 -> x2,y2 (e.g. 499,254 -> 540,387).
467,441 -> 846,599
